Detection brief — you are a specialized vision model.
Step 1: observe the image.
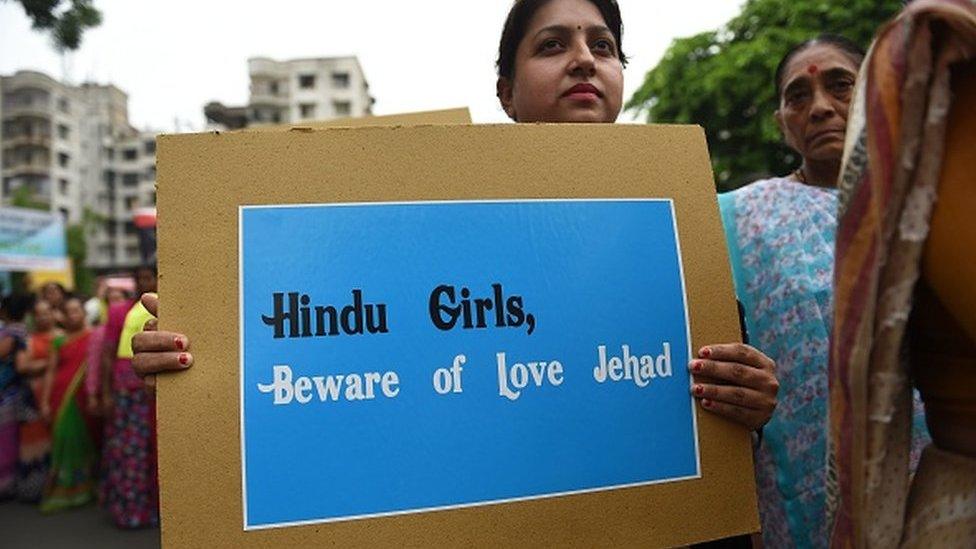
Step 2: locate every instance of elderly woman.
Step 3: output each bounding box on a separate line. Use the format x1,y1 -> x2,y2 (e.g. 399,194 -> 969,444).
717,35 -> 931,547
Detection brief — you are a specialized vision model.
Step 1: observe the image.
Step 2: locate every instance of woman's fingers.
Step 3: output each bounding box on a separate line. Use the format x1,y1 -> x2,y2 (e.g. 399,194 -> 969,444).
690,358 -> 776,392
131,349 -> 193,378
697,397 -> 769,431
700,343 -> 775,372
692,382 -> 776,411
133,330 -> 189,353
690,343 -> 780,430
141,292 -> 159,317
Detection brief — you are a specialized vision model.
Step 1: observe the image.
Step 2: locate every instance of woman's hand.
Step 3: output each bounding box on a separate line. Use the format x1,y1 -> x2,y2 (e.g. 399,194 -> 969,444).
131,294 -> 193,392
689,343 -> 779,431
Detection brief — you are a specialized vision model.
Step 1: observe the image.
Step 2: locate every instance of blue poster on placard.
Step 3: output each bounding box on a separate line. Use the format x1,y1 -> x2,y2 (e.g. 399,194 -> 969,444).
239,199 -> 698,530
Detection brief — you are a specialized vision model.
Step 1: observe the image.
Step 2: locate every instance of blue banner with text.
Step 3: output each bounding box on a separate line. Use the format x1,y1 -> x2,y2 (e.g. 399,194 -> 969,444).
240,199 -> 698,529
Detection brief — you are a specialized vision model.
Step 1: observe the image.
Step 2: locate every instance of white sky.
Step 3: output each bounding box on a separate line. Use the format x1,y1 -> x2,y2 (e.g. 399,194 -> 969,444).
0,1 -> 743,131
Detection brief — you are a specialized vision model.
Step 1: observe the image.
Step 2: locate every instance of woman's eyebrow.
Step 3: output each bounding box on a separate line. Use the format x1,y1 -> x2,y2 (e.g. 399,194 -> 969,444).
822,67 -> 857,79
783,77 -> 810,97
532,24 -> 611,40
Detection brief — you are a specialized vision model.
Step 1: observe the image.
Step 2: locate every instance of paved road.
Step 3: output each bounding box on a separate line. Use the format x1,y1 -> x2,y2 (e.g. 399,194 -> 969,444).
0,500 -> 159,549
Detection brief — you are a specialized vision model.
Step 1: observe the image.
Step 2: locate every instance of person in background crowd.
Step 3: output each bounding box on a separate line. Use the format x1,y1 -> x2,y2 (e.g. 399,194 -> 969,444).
39,296 -> 96,512
716,35 -> 928,547
84,279 -> 108,327
101,265 -> 159,528
15,300 -> 60,502
39,283 -> 67,327
85,282 -> 132,416
0,294 -> 30,499
829,1 -> 976,546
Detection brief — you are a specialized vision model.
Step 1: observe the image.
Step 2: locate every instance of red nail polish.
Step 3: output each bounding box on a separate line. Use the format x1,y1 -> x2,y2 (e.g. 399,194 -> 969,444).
700,347 -> 711,358
174,337 -> 184,351
694,385 -> 704,396
179,353 -> 189,366
692,361 -> 703,373
702,398 -> 712,408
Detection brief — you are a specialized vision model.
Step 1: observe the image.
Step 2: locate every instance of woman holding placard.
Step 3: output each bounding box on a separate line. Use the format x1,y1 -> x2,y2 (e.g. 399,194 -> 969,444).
130,0 -> 813,542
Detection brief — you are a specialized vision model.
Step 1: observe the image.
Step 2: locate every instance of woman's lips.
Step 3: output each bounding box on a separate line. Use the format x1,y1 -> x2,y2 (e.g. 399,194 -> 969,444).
808,128 -> 845,145
563,83 -> 602,102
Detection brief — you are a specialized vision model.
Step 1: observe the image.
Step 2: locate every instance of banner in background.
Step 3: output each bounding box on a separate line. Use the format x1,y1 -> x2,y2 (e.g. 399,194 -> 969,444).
0,206 -> 68,271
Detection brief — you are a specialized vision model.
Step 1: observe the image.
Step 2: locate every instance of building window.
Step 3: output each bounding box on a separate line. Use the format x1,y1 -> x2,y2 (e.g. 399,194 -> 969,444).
125,196 -> 138,210
126,245 -> 139,258
57,97 -> 70,113
58,152 -> 70,168
123,148 -> 138,161
59,207 -> 69,221
146,165 -> 156,181
144,140 -> 156,154
271,111 -> 282,123
333,101 -> 352,117
59,178 -> 69,194
331,72 -> 350,88
298,74 -> 316,89
124,221 -> 137,235
122,173 -> 140,186
269,81 -> 279,95
299,103 -> 316,119
104,147 -> 114,160
57,124 -> 70,140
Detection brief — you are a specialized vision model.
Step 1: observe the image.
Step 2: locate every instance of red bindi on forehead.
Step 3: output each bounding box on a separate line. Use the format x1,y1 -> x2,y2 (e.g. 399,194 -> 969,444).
807,64 -> 819,75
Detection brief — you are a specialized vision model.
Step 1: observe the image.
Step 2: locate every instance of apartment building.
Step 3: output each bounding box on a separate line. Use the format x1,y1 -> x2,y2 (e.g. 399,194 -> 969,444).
205,56 -> 374,129
0,70 -> 156,271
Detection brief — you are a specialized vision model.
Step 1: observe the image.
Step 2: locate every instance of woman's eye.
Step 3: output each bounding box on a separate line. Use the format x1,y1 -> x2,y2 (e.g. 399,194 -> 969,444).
786,90 -> 809,106
830,80 -> 854,94
592,39 -> 615,54
540,39 -> 563,52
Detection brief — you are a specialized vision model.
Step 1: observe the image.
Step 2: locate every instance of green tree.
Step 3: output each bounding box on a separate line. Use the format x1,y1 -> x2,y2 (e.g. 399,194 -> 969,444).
6,0 -> 102,51
626,0 -> 903,191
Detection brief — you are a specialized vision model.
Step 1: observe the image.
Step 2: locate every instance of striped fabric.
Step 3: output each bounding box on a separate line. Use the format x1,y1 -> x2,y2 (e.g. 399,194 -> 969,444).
827,1 -> 976,547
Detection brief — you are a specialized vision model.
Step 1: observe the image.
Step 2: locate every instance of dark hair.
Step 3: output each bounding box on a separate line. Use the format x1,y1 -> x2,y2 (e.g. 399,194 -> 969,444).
775,34 -> 866,97
135,263 -> 157,277
496,0 -> 627,79
2,293 -> 34,322
41,281 -> 66,295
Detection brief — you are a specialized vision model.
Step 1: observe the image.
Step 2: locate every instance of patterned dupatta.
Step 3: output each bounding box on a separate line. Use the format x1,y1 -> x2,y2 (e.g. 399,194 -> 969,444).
828,1 -> 976,547
719,177 -> 837,548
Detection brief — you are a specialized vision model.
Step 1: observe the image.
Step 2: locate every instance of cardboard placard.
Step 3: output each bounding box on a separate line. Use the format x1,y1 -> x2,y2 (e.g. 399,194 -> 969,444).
156,123 -> 759,547
240,107 -> 472,132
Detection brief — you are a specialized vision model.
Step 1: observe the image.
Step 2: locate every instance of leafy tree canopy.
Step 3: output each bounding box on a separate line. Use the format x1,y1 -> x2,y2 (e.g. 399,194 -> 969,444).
626,0 -> 903,191
8,0 -> 102,51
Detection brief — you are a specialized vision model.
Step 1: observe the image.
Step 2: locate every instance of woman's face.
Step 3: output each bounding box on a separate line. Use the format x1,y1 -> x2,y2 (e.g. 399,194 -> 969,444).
497,0 -> 624,123
106,287 -> 127,304
63,299 -> 86,331
776,43 -> 859,164
42,283 -> 64,306
33,301 -> 53,331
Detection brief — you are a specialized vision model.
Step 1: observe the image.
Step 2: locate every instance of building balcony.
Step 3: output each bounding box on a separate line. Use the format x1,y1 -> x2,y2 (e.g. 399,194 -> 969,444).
2,162 -> 51,177
249,90 -> 289,107
1,105 -> 53,120
2,135 -> 52,149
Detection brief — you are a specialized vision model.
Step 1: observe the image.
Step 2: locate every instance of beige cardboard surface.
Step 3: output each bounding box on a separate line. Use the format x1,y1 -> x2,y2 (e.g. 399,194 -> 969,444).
156,124 -> 759,548
240,107 -> 471,131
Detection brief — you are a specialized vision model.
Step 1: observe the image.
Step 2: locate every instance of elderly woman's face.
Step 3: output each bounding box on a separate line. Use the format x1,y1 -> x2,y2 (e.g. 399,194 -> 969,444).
498,0 -> 624,123
776,43 -> 859,164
